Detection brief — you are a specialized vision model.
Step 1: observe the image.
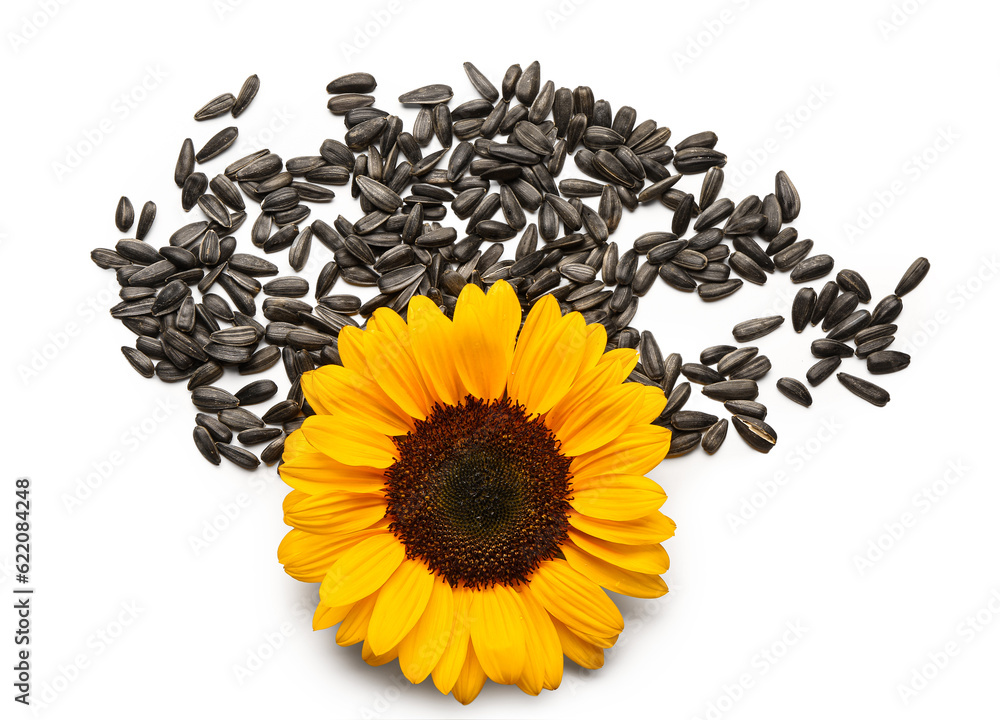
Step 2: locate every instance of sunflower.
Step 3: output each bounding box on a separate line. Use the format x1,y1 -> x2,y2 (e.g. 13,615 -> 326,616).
277,279 -> 675,704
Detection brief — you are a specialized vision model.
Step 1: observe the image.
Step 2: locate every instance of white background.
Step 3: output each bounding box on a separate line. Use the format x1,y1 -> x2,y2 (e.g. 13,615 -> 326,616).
3,0 -> 999,718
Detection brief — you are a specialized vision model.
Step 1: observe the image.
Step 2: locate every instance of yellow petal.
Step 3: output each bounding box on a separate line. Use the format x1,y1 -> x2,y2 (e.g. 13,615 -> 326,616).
598,347 -> 640,380
278,525 -> 389,582
562,541 -> 669,599
279,452 -> 388,496
282,427 -> 316,461
300,365 -> 414,435
470,584 -> 527,684
515,588 -> 563,694
282,490 -> 386,534
407,294 -> 465,406
551,616 -> 604,669
337,325 -> 369,375
432,587 -> 473,695
336,591 -> 377,646
569,474 -> 666,520
509,308 -> 588,415
451,280 -> 521,401
398,579 -> 454,684
554,383 -> 647,457
568,510 -> 676,545
301,414 -> 398,468
367,558 -> 436,656
362,637 -> 400,666
364,308 -> 434,420
452,641 -> 488,705
567,529 -> 669,574
576,322 -> 608,380
529,560 -> 623,638
313,602 -> 352,631
570,424 -> 671,479
320,534 -> 405,607
508,293 -> 560,400
545,360 -> 623,435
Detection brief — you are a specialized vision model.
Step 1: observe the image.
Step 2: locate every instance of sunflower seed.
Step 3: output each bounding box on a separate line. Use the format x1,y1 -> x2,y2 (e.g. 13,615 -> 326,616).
854,323 -> 898,346
659,263 -> 697,291
231,74 -> 260,117
196,126 -> 238,163
261,399 -> 300,424
895,257 -> 930,296
790,254 -> 834,283
662,382 -> 691,417
871,294 -> 903,325
119,346 -> 153,378
838,373 -> 890,407
701,418 -> 728,454
514,61 -> 540,104
701,379 -> 758,402
635,331 -> 664,381
673,411 -> 719,431
698,345 -> 735,366
698,279 -> 743,301
175,138 -> 195,187
766,227 -> 797,256
811,339 -> 854,358
729,356 -> 771,381
867,350 -> 910,375
791,287 -> 817,333
327,72 -> 377,93
194,93 -> 235,121
219,407 -> 265,431
833,269 -> 870,304
673,147 -> 727,174
732,316 -> 784,342
681,363 -> 725,385
803,357 -> 840,387
217,443 -> 260,470
326,93 -> 375,115
193,413 -> 232,443
399,84 -> 453,105
717,347 -> 758,376
260,435 -> 286,465
773,239 -> 813,271
774,377 -> 811,407
732,415 -> 778,453
856,336 -> 895,358
729,252 -> 767,285
184,361 -> 222,390
234,379 -> 278,405
191,386 -> 239,412
181,172 -> 208,211
192,426 -> 221,465
774,170 -> 800,221
826,309 -> 872,341
204,342 -> 253,364
460,62 -> 498,102
151,280 -> 191,316
666,431 -> 701,458
238,345 -> 280,375
811,281 -> 839,326
228,253 -> 278,277
724,400 -> 767,420
238,426 -> 283,445
114,196 -> 135,232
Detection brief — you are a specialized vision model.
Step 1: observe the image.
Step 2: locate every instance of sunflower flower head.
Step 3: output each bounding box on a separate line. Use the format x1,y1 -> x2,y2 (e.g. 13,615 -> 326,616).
278,279 -> 675,704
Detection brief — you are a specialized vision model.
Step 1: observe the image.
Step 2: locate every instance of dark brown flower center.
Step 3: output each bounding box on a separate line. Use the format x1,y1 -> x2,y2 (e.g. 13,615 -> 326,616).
383,395 -> 572,589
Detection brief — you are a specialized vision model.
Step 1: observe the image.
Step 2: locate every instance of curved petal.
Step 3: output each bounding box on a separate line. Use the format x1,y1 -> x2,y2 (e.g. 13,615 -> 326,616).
367,558 -> 436,656
568,510 -> 676,545
569,474 -> 667,521
509,307 -> 588,415
336,591 -> 377,646
313,601 -> 352,631
553,383 -> 647,457
432,587 -> 474,695
451,280 -> 521,401
282,427 -> 316,461
398,579 -> 454,684
407,294 -> 465,407
452,641 -> 487,705
300,365 -> 414,435
282,490 -> 386,534
575,322 -> 608,381
562,541 -> 669,599
337,325 -> 370,375
470,584 -> 527,684
278,525 -> 389,582
301,415 -> 398,468
551,616 -> 605,669
598,347 -> 640,380
362,637 -> 399,666
279,452 -> 388,496
567,530 -> 669,574
508,294 -> 560,399
529,560 -> 623,638
570,424 -> 672,479
364,307 -> 434,420
545,361 -> 623,436
320,534 -> 405,607
516,587 -> 563,694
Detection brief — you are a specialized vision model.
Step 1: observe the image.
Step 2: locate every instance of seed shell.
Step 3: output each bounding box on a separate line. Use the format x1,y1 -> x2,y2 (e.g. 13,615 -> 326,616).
217,443 -> 260,470
895,257 -> 930,296
838,373 -> 890,407
791,287 -> 817,332
867,350 -> 910,375
732,415 -> 778,453
732,316 -> 784,342
701,419 -> 729,454
776,377 -> 812,407
806,357 -> 841,386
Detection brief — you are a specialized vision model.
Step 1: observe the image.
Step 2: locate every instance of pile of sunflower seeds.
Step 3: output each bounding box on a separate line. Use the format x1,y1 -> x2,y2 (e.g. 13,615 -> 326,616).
91,63 -> 930,467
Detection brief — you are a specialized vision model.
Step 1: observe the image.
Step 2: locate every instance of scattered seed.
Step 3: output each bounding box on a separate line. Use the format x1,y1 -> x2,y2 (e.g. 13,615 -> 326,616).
791,287 -> 817,332
217,443 -> 260,470
776,377 -> 812,407
895,257 -> 931,296
701,418 -> 728,454
806,357 -> 841,386
702,379 -> 758,401
723,400 -> 767,420
673,410 -> 719,431
232,74 -> 260,117
193,426 -> 221,465
867,350 -> 910,375
732,414 -> 777,453
838,373 -> 890,407
666,431 -> 702,458
733,316 -> 784,342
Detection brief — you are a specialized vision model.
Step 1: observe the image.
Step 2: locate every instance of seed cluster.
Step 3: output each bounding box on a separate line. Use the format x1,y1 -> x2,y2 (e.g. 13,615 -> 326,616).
384,396 -> 572,589
90,61 -> 930,467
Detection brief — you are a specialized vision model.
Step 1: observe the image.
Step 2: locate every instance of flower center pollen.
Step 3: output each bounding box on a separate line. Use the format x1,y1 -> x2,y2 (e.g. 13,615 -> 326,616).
384,395 -> 573,589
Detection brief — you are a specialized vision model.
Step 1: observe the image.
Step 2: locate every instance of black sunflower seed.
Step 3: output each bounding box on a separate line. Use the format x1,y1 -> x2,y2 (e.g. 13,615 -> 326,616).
811,281 -> 839,326
700,345 -> 736,365
718,347 -> 758,376
774,170 -> 801,221
196,127 -> 238,163
195,413 -> 233,443
191,386 -> 239,411
701,419 -> 728,455
806,357 -> 841,386
662,382 -> 691,417
854,323 -> 898,346
175,138 -> 195,187
895,257 -> 931,296
673,411 -> 719,431
217,443 -> 260,470
776,377 -> 812,407
666,431 -> 702,458
701,379 -> 759,402
732,415 -> 778,453
855,336 -> 895,358
194,93 -> 235,121
826,309 -> 872,342
836,269 -> 871,303
871,294 -> 903,325
723,400 -> 767,420
867,350 -> 910,375
811,339 -> 854,358
790,254 -> 834,283
115,196 -> 134,232
698,279 -> 743,301
262,399 -> 301,424
193,426 -> 221,465
231,74 -> 260,117
238,426 -> 283,445
822,292 -> 859,331
187,362 -> 223,390
791,287 -> 817,332
773,239 -> 813,271
729,252 -> 767,285
121,346 -> 153,378
399,84 -> 453,105
729,356 -> 771,381
218,407 -> 264,431
661,353 -> 682,394
838,373 -> 890,407
681,363 -> 725,385
235,379 -> 278,405
732,316 -> 784,342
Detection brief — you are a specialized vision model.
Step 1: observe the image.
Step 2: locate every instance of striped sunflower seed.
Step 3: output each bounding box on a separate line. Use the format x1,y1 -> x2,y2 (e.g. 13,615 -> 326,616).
774,170 -> 800,221
231,74 -> 260,117
175,138 -> 196,187
673,411 -> 719,431
218,407 -> 264,430
856,336 -> 895,358
811,281 -> 839,326
399,84 -> 453,105
193,426 -> 221,465
867,350 -> 910,375
662,382 -> 691,417
194,93 -> 235,121
729,356 -> 771,381
871,295 -> 903,325
723,400 -> 767,420
836,269 -> 871,303
732,316 -> 784,342
239,346 -> 281,374
838,373 -> 890,407
776,377 -> 812,407
238,427 -> 283,445
811,339 -> 854,358
698,279 -> 743,301
732,415 -> 778,453
115,196 -> 134,232
806,357 -> 841,386
791,287 -> 817,333
196,126 -> 238,163
191,386 -> 239,411
826,309 -> 872,342
217,443 -> 260,470
895,257 -> 930,296
666,432 -> 702,458
702,379 -> 758,401
235,379 -> 278,405
702,418 -> 729,454
121,346 -> 153,378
